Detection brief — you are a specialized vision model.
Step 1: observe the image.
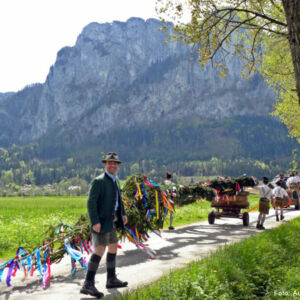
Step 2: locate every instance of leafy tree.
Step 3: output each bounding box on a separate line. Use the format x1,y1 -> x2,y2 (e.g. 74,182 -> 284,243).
157,0 -> 300,138
290,149 -> 299,171
24,170 -> 35,184
130,162 -> 140,174
66,157 -> 74,166
259,18 -> 300,141
1,169 -> 14,185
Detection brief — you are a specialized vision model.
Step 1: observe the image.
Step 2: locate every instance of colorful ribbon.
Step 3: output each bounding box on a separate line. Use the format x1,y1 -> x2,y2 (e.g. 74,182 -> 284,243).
64,239 -> 87,273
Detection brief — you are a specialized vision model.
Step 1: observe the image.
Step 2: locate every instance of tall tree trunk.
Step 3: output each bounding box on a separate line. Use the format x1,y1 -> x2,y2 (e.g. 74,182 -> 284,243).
282,0 -> 300,104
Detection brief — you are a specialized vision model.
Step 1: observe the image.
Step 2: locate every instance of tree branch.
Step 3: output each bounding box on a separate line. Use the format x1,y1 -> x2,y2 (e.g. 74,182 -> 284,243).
215,7 -> 287,27
210,16 -> 257,60
213,17 -> 287,36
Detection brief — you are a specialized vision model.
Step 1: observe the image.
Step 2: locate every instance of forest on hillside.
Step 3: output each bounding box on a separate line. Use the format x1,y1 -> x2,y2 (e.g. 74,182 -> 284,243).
0,116 -> 298,196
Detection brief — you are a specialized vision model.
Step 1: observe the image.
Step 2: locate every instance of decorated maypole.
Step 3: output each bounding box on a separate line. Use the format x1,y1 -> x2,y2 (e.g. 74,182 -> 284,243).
120,174 -> 174,249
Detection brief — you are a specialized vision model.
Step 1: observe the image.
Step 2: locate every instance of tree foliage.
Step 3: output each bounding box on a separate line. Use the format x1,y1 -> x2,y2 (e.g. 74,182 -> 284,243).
260,32 -> 300,141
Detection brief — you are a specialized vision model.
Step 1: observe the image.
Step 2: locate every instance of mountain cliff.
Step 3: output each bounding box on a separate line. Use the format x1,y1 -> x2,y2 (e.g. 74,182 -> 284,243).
0,17 -> 275,149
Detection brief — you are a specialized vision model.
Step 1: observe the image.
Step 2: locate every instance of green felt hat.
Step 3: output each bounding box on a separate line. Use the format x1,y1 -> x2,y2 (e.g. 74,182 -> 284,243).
102,152 -> 122,164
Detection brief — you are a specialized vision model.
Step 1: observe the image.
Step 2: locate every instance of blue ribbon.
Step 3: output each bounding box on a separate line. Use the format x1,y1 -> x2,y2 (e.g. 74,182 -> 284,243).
64,239 -> 84,261
142,197 -> 147,209
147,225 -> 161,237
124,226 -> 140,248
6,261 -> 15,287
64,239 -> 87,273
43,249 -> 49,275
0,259 -> 12,283
32,249 -> 43,276
0,268 -> 4,283
0,259 -> 12,271
56,223 -> 73,236
18,248 -> 29,273
149,179 -> 160,187
26,255 -> 32,274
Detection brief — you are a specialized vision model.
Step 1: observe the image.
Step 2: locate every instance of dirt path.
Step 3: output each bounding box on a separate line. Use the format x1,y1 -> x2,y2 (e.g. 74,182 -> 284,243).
1,209 -> 300,300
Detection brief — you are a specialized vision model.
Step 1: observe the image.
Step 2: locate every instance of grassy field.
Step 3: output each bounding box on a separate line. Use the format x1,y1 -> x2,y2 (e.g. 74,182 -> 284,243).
121,217 -> 300,300
0,194 -> 260,260
0,196 -> 87,260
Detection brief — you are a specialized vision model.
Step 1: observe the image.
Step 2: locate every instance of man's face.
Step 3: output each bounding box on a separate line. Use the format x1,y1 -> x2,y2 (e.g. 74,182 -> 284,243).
105,161 -> 119,175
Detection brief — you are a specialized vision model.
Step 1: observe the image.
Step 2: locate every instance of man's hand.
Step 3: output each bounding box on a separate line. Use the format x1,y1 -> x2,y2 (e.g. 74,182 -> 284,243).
92,223 -> 101,233
122,215 -> 128,225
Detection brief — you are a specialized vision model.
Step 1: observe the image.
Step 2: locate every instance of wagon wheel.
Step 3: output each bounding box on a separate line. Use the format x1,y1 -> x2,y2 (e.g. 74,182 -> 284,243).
242,212 -> 249,226
208,211 -> 215,225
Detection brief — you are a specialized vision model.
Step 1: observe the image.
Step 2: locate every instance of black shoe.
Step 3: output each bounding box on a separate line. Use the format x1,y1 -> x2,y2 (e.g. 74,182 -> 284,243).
256,223 -> 260,229
276,215 -> 279,222
106,276 -> 128,289
281,215 -> 285,221
260,225 -> 265,230
80,281 -> 104,298
168,226 -> 175,230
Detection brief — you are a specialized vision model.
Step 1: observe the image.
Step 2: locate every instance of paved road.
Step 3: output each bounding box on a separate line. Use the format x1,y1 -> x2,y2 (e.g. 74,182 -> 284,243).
1,208 -> 300,300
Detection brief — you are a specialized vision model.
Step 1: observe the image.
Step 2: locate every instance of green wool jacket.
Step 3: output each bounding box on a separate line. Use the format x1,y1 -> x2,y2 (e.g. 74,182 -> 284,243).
87,173 -> 126,233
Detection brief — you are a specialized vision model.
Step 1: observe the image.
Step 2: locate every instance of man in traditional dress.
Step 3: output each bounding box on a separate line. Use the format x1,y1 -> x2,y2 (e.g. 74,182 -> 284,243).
80,152 -> 128,299
287,171 -> 296,188
255,176 -> 272,230
295,171 -> 300,183
272,180 -> 290,222
287,171 -> 299,208
164,172 -> 175,230
277,172 -> 287,190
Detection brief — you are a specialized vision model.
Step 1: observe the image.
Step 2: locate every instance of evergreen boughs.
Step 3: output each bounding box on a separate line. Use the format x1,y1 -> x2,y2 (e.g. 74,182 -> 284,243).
168,184 -> 216,206
206,175 -> 257,196
162,175 -> 257,204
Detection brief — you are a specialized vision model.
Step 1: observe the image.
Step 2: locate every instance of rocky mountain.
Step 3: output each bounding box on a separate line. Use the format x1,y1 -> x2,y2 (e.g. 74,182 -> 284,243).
0,17 -> 276,150
0,92 -> 15,102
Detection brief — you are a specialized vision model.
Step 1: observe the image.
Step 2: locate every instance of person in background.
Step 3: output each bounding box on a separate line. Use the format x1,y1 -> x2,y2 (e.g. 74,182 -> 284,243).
294,171 -> 300,182
292,171 -> 300,209
255,176 -> 272,230
80,152 -> 128,299
164,172 -> 175,230
286,171 -> 298,189
272,180 -> 290,222
277,172 -> 287,190
287,171 -> 299,206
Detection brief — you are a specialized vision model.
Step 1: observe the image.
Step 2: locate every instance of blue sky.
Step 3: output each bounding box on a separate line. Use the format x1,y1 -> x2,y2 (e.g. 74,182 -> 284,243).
0,0 -> 159,92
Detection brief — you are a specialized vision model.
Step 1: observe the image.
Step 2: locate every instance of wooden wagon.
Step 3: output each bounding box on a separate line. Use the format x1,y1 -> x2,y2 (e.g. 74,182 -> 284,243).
208,191 -> 250,226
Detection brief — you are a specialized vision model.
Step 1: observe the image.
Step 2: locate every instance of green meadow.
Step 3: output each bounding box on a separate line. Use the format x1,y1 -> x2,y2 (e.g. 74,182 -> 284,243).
0,195 -> 259,260
0,196 -> 87,260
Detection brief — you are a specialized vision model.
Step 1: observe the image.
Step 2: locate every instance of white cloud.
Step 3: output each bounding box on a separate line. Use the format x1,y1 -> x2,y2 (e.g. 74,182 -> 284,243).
0,0 -> 158,92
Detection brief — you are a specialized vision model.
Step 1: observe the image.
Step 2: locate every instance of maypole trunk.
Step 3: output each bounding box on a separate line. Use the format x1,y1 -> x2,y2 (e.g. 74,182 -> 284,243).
282,0 -> 300,104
